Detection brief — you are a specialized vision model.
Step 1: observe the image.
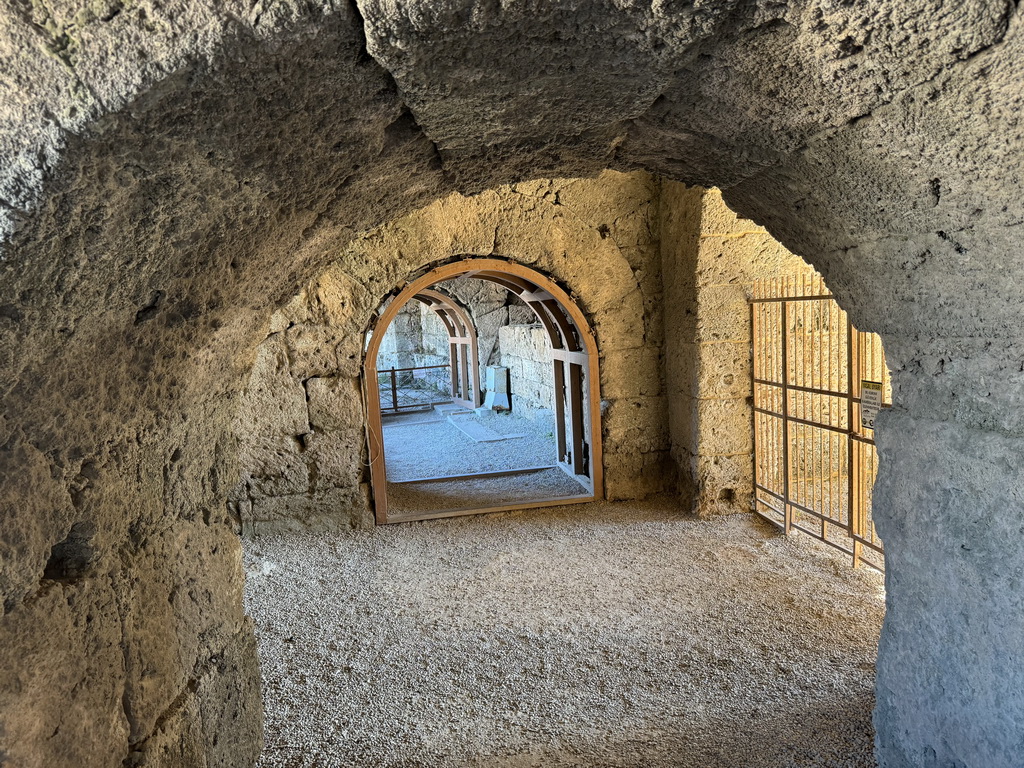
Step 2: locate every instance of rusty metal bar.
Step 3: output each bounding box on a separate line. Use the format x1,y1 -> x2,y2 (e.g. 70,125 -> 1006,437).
749,378 -> 851,403
384,364 -> 453,374
749,294 -> 836,303
750,299 -> 758,515
752,407 -> 851,436
781,297 -> 791,534
751,278 -> 887,571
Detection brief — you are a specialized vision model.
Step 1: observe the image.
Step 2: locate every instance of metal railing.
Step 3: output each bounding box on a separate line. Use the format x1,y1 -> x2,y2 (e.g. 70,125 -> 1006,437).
377,364 -> 454,413
751,275 -> 890,570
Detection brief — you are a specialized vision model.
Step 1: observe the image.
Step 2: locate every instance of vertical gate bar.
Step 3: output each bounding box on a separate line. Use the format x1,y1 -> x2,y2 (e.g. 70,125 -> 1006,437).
751,299 -> 758,513
849,318 -> 862,568
569,363 -> 587,475
781,296 -> 791,534
823,298 -> 829,531
552,358 -> 568,464
801,287 -> 809,517
390,368 -> 399,412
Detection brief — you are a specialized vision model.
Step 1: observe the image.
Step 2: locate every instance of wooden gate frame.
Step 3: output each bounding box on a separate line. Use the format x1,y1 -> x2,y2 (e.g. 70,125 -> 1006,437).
412,288 -> 481,409
363,258 -> 604,524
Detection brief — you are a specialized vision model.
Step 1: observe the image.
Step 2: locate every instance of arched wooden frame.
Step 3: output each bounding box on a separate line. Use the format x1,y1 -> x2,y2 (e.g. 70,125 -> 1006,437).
411,288 -> 482,409
363,258 -> 604,524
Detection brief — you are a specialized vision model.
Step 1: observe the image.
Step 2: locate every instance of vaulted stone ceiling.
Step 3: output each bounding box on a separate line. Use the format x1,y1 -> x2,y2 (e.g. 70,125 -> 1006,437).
1,2 -> 1022,766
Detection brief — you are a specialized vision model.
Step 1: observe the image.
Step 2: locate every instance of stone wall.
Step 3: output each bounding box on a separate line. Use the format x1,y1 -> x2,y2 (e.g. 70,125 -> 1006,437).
3,3 -> 1023,766
234,170 -> 674,534
376,300 -> 450,371
660,185 -> 814,516
498,324 -> 556,414
376,280 -> 534,376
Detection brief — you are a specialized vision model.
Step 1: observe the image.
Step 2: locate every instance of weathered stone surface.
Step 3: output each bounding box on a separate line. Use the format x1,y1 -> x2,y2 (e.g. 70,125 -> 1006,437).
498,324 -> 555,413
306,376 -> 363,434
1,3 -> 1023,767
0,579 -> 127,768
661,184 -> 816,521
247,487 -> 372,536
689,398 -> 754,457
120,521 -> 248,744
692,453 -> 754,518
673,341 -> 750,401
873,413 -> 1024,768
237,171 -> 673,532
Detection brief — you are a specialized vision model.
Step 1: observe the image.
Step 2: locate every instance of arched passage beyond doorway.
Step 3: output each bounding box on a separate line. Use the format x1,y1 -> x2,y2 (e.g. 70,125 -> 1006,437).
409,287 -> 482,409
364,258 -> 604,524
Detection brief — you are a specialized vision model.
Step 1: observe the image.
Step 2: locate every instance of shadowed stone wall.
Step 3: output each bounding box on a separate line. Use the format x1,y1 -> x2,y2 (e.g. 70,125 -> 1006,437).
661,185 -> 817,517
2,2 -> 1023,766
499,324 -> 556,415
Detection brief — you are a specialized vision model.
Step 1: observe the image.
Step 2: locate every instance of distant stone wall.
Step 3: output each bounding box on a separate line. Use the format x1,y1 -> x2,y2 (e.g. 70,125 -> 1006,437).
660,184 -> 815,517
376,301 -> 450,372
234,170 -> 674,531
499,325 -> 555,414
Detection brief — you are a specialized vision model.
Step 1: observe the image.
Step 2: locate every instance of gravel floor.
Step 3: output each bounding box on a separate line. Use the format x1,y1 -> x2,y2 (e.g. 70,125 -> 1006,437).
245,498 -> 885,768
382,411 -> 559,480
383,411 -> 586,515
388,468 -> 588,517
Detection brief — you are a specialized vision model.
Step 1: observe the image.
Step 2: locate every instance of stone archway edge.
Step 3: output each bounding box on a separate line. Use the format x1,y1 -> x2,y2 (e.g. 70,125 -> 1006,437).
411,287 -> 483,408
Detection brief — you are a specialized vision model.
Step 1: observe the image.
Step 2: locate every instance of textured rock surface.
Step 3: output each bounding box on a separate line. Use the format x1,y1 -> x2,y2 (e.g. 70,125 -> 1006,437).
1,1 -> 1023,766
660,185 -> 813,516
235,171 -> 673,532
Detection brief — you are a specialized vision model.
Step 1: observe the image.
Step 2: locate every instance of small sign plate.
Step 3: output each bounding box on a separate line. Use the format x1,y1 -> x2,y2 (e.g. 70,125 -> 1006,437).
861,381 -> 883,429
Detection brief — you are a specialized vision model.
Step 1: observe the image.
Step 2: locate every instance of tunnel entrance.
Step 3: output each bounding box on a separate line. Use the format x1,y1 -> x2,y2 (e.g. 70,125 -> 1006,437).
363,258 -> 603,524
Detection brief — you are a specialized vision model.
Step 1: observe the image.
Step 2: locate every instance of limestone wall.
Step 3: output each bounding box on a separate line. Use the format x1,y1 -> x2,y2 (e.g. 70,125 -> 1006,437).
498,325 -> 556,414
376,300 -> 450,372
2,4 -> 1024,767
234,170 -> 673,534
660,185 -> 814,516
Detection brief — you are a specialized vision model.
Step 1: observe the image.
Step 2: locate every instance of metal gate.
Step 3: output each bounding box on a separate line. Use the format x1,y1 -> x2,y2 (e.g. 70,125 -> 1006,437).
750,275 -> 889,570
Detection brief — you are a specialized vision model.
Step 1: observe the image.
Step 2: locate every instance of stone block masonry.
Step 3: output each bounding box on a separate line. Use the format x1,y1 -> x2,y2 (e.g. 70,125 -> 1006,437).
2,4 -> 1022,762
661,185 -> 816,517
499,324 -> 555,415
234,171 -> 675,532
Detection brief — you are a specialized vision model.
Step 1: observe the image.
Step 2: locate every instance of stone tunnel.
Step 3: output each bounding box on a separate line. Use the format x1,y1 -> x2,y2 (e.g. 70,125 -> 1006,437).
1,1 -> 1023,766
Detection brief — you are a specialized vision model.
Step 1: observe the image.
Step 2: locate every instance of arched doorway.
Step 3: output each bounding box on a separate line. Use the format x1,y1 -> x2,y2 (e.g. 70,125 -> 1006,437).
364,258 -> 603,524
402,287 -> 482,410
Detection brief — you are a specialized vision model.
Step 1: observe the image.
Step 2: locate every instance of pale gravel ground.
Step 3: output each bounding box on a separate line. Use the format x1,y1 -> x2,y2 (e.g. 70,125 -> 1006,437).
245,498 -> 885,768
383,410 -> 586,515
388,468 -> 588,517
382,411 -> 560,481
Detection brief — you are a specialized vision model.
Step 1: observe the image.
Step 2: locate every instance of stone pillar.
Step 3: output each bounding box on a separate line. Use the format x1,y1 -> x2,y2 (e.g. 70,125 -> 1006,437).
841,230 -> 1024,768
660,184 -> 811,515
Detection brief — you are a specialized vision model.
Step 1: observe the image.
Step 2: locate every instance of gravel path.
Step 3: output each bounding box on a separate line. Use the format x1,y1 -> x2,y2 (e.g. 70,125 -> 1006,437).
245,499 -> 885,768
383,412 -> 559,481
388,468 -> 588,517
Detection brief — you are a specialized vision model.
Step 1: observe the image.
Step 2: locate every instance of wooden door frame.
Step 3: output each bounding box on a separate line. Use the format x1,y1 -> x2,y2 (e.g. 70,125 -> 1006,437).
363,258 -> 604,524
412,288 -> 482,409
